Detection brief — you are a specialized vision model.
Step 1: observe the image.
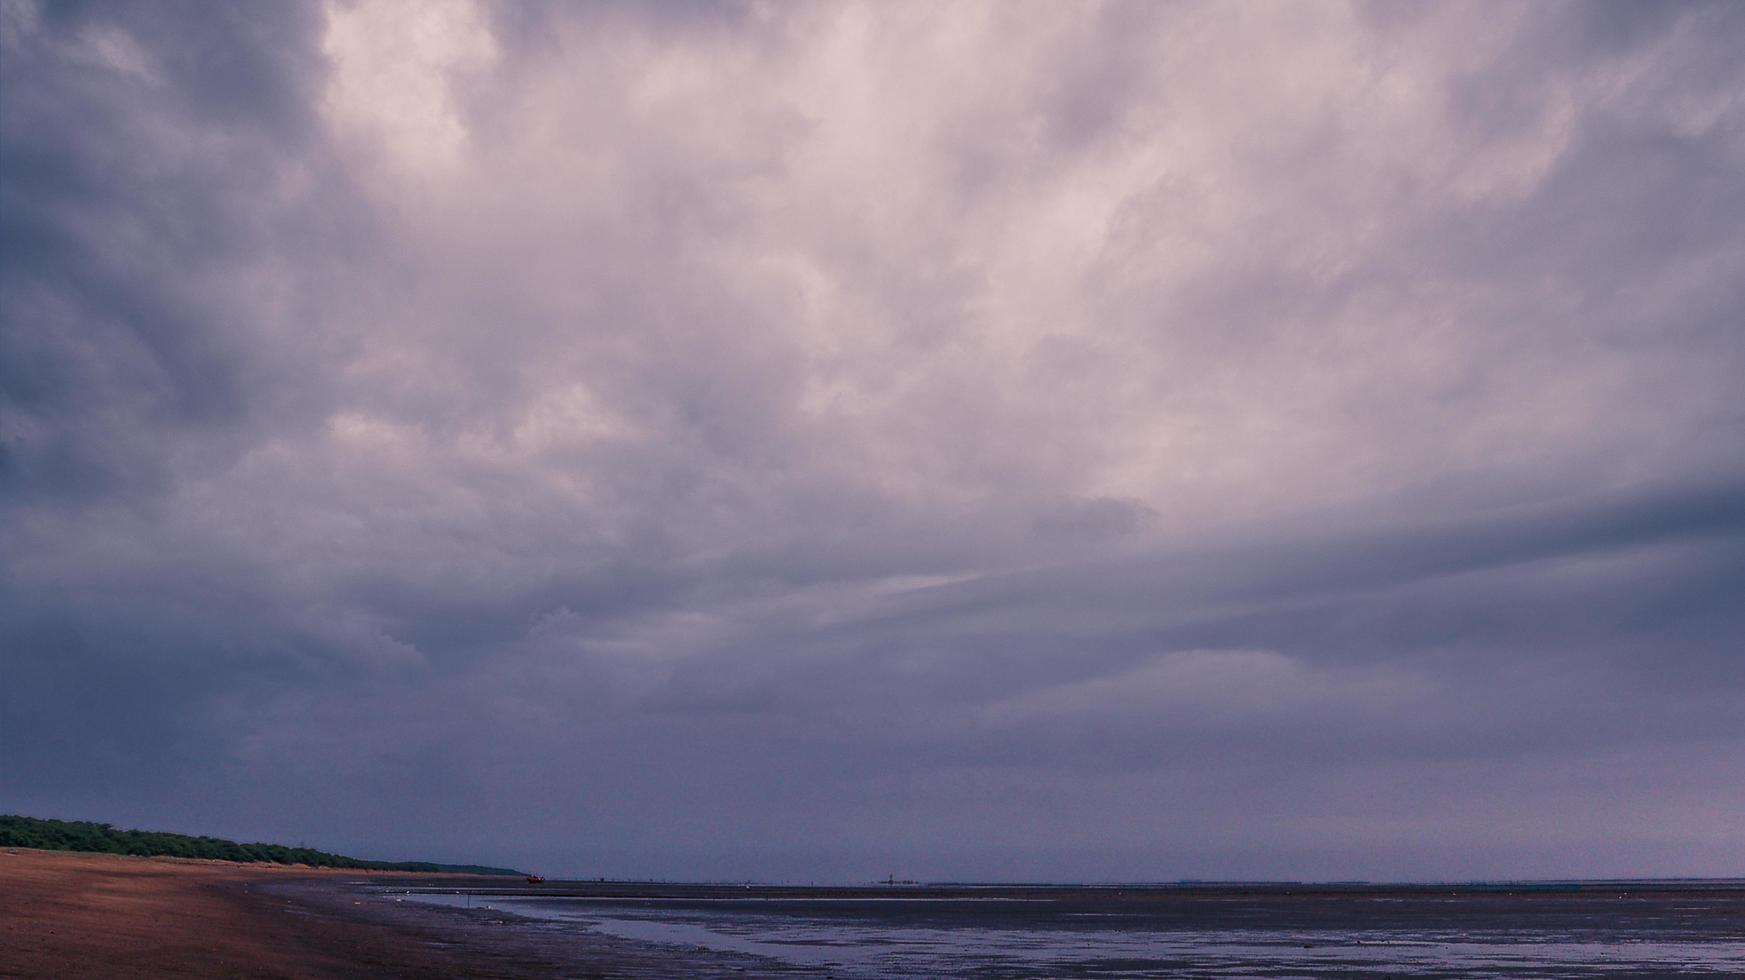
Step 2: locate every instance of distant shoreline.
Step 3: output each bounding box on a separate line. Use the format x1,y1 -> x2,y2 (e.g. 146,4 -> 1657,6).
0,813 -> 523,876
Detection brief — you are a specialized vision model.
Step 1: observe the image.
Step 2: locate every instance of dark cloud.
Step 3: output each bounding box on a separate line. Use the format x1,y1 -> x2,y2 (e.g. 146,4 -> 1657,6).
0,0 -> 367,506
3,0 -> 1742,881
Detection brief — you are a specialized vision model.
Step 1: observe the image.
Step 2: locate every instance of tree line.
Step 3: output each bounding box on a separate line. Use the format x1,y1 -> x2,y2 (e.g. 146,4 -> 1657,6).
0,814 -> 521,875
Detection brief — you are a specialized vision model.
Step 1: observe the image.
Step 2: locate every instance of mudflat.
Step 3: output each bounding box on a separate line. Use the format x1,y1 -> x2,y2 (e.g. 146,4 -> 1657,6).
0,848 -> 517,979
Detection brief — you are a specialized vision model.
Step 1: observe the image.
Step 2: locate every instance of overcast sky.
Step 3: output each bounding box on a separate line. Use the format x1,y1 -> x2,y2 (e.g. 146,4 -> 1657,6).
3,0 -> 1742,882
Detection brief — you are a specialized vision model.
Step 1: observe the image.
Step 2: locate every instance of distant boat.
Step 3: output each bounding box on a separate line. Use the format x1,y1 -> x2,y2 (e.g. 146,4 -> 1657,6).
525,875 -> 546,884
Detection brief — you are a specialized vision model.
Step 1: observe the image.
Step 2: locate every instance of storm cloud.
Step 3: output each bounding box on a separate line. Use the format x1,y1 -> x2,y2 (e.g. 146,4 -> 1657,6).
3,0 -> 1742,882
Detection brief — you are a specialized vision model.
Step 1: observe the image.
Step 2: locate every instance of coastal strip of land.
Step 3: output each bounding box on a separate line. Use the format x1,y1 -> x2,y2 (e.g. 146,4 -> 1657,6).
0,848 -> 805,978
0,848 -> 522,978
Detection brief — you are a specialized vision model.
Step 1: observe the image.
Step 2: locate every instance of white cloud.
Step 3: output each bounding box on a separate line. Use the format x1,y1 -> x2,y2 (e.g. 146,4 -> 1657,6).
321,0 -> 496,175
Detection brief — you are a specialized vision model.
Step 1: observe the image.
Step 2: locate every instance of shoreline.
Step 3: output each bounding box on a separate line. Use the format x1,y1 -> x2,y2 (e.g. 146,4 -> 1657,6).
0,848 -> 789,978
0,847 -> 505,978
9,848 -> 1743,978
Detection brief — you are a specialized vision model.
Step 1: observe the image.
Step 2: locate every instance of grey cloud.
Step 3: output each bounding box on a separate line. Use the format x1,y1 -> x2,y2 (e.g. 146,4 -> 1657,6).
4,0 -> 1743,881
1,0 -> 369,506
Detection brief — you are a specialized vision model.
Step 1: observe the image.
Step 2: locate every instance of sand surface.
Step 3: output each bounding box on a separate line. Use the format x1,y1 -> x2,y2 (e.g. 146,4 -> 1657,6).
0,848 -> 545,978
0,848 -> 798,978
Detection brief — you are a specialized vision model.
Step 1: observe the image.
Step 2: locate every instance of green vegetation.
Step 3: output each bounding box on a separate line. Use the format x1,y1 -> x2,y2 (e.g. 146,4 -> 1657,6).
0,814 -> 522,876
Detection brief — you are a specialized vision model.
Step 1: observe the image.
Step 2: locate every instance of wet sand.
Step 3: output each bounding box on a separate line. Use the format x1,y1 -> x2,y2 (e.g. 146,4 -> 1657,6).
372,878 -> 1745,978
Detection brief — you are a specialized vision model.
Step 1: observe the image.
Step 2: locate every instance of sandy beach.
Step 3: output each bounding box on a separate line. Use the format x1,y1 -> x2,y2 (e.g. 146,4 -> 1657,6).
0,848 -> 526,978
0,848 -> 797,978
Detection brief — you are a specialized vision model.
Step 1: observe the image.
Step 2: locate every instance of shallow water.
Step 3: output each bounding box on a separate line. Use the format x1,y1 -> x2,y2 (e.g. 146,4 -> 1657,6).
402,882 -> 1745,978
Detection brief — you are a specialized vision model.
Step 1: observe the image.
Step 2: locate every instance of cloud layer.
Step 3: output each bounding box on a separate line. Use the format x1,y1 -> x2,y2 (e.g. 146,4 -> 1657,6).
4,0 -> 1743,881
